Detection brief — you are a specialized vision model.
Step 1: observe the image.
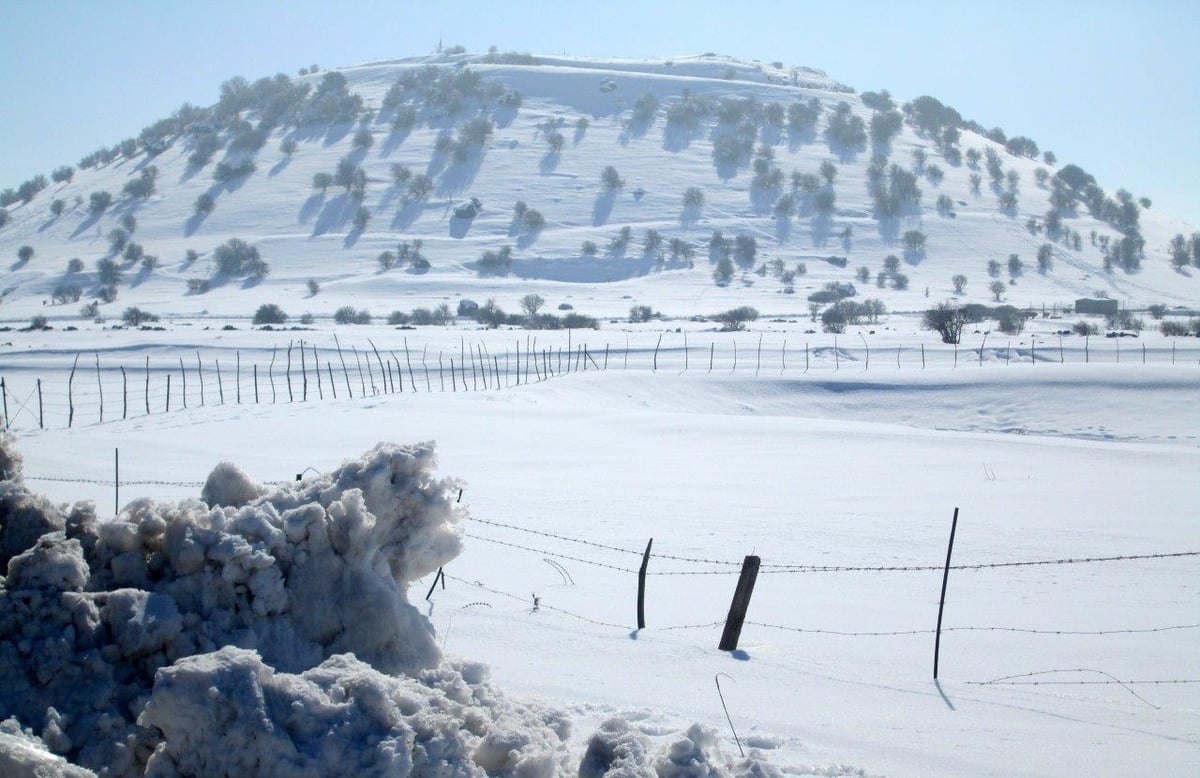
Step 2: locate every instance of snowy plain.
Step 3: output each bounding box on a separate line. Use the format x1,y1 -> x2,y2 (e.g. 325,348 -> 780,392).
1,51 -> 1198,776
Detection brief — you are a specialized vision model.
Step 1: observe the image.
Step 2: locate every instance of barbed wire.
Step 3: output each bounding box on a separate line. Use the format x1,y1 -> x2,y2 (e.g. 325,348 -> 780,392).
24,474 -> 301,488
440,573 -> 628,629
746,621 -> 1200,637
465,532 -> 639,574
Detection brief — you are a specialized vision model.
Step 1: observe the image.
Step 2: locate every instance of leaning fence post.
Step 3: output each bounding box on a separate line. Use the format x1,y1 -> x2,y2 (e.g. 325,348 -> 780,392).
68,353 -> 79,427
1,378 -> 8,431
120,366 -> 127,419
95,353 -> 104,422
719,556 -> 760,651
637,539 -> 653,629
933,507 -> 960,680
144,356 -> 150,415
653,334 -> 662,372
37,379 -> 43,428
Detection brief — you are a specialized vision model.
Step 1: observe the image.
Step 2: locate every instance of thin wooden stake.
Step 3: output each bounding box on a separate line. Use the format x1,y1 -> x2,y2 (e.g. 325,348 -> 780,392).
0,378 -> 7,431
755,334 -> 762,376
165,373 -> 171,413
327,362 -> 336,398
353,346 -> 367,397
68,353 -> 79,427
313,345 -> 323,399
368,339 -> 387,394
637,538 -> 653,629
285,342 -> 294,402
95,353 -> 104,422
37,378 -> 43,428
268,347 -> 277,404
216,360 -> 224,404
121,366 -> 127,419
145,356 -> 150,414
334,335 -> 353,398
196,351 -> 205,406
653,333 -> 662,372
298,341 -> 308,400
934,507 -> 960,680
253,364 -> 259,404
236,351 -> 241,404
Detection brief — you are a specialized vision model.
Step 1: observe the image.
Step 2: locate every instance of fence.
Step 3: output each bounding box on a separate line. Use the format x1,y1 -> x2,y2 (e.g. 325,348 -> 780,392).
12,463 -> 1199,692
3,330 -> 1197,432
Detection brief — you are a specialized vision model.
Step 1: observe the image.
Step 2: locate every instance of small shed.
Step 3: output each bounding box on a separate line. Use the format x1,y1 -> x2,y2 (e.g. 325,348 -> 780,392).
1075,298 -> 1118,316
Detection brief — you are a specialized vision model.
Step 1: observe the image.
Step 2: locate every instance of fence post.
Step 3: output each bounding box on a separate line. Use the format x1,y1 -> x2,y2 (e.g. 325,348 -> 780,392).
253,365 -> 258,404
1,378 -> 7,431
68,354 -> 79,428
114,448 -> 119,518
284,340 -> 294,401
653,334 -> 662,372
637,538 -> 653,629
216,360 -> 224,405
179,358 -> 187,409
37,379 -> 44,429
921,343 -> 926,369
334,335 -> 352,398
834,337 -> 840,371
718,555 -> 761,652
326,363 -> 336,398
1116,337 -> 1120,364
165,373 -> 171,413
144,356 -> 150,415
1059,336 -> 1064,364
298,341 -> 307,400
121,366 -> 127,419
236,351 -> 241,404
805,342 -> 809,372
196,351 -> 205,406
979,333 -> 988,366
1085,335 -> 1089,364
683,333 -> 689,373
95,353 -> 104,422
933,507 -> 960,680
756,334 -> 762,377
268,347 -> 277,404
781,340 -> 786,374
858,333 -> 869,371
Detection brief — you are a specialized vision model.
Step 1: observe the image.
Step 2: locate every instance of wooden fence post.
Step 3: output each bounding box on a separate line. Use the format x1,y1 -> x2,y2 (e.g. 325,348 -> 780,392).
37,379 -> 43,429
144,356 -> 150,415
326,363 -> 336,399
285,342 -> 294,403
756,334 -> 762,376
334,335 -> 352,398
353,347 -> 368,396
68,354 -> 79,427
196,351 -> 205,406
268,347 -> 276,404
933,507 -> 960,680
637,539 -> 653,629
179,358 -> 187,409
653,334 -> 662,372
236,351 -> 241,404
253,364 -> 258,404
718,555 -> 761,652
368,340 -> 387,394
921,343 -> 926,369
1,378 -> 7,431
313,345 -> 323,400
299,341 -> 308,400
120,366 -> 128,419
215,360 -> 224,405
165,373 -> 171,413
95,353 -> 104,422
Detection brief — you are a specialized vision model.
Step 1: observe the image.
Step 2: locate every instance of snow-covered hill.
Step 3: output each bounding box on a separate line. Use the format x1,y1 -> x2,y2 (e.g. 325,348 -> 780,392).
0,51 -> 1196,327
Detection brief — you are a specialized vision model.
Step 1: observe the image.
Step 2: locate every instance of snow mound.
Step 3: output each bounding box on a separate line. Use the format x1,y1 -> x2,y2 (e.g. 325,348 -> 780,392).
139,646 -> 571,777
0,439 -> 468,775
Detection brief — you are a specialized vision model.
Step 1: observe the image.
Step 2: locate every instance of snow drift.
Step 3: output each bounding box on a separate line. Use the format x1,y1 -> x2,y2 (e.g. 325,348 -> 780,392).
0,434 -> 777,776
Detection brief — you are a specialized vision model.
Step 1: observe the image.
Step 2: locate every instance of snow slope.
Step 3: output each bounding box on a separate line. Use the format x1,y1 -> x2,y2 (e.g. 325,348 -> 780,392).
0,52 -> 1196,328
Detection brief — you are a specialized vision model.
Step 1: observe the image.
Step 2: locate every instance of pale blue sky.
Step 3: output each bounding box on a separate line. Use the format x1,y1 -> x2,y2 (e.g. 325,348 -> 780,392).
1,1 -> 1195,225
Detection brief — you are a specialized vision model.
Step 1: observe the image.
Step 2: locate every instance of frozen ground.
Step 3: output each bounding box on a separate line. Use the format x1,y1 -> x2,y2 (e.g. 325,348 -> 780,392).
4,326 -> 1197,776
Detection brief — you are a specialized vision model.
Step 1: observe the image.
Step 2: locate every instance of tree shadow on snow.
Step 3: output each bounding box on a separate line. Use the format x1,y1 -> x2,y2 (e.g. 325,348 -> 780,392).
311,193 -> 356,237
592,190 -> 617,226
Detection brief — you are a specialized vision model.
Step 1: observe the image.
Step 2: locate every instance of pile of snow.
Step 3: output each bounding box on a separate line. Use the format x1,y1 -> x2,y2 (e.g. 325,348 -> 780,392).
0,434 -> 781,776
